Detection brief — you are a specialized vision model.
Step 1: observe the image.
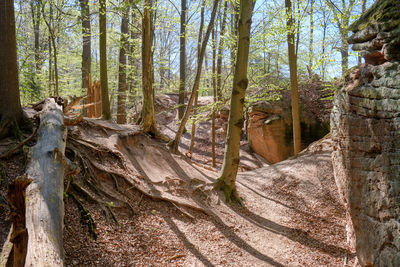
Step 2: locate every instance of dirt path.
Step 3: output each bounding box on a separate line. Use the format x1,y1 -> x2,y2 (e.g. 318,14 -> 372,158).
0,98 -> 356,266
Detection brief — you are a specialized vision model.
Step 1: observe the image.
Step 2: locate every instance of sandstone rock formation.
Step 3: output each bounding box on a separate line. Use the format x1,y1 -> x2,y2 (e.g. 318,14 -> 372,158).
331,0 -> 400,265
247,81 -> 331,163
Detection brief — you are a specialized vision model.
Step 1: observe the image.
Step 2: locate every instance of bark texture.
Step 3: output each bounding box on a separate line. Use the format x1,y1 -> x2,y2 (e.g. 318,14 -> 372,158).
215,0 -> 254,202
99,0 -> 111,120
80,0 -> 91,116
24,98 -> 67,266
178,0 -> 187,121
117,1 -> 129,124
140,0 -> 157,134
285,0 -> 301,155
0,0 -> 27,139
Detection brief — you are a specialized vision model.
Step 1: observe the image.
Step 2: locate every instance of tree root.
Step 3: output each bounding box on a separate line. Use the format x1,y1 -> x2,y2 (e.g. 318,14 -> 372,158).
0,127 -> 37,159
214,178 -> 243,206
66,191 -> 97,240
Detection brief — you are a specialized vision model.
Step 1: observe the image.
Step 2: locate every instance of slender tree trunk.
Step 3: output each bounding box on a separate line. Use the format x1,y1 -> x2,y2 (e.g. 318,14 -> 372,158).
308,0 -> 313,71
31,0 -> 41,72
99,0 -> 111,119
80,0 -> 91,116
128,10 -> 138,114
211,28 -> 217,168
117,1 -> 130,124
0,0 -> 29,139
178,0 -> 187,121
169,0 -> 220,153
215,0 -> 254,203
51,35 -> 59,96
48,33 -> 52,96
321,9 -> 327,81
140,0 -> 157,134
188,0 -> 206,155
285,0 -> 301,155
217,0 -> 228,100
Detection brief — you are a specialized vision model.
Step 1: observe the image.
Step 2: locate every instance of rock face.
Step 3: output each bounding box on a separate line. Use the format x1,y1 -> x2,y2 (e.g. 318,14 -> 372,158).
331,1 -> 400,266
247,82 -> 331,163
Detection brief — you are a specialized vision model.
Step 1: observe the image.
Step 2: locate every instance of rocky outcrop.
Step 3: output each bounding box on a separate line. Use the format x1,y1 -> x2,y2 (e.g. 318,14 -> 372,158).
247,81 -> 331,163
331,1 -> 400,266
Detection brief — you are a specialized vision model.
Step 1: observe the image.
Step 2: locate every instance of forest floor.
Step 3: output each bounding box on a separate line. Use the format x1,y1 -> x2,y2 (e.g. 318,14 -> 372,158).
0,95 -> 358,266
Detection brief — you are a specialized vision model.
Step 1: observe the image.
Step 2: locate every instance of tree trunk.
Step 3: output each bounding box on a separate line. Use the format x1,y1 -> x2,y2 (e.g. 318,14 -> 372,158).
211,28 -> 217,168
25,98 -> 66,266
217,0 -> 228,100
140,0 -> 157,134
117,1 -> 130,124
169,0 -> 220,153
178,0 -> 187,121
99,0 -> 111,119
340,29 -> 349,75
188,0 -> 206,155
0,0 -> 28,139
215,0 -> 254,203
1,98 -> 67,266
285,0 -> 301,155
80,0 -> 91,116
308,0 -> 313,72
31,0 -> 41,72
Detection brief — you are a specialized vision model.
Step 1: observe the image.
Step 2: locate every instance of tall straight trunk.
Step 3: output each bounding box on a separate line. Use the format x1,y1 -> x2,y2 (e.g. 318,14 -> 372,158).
321,9 -> 327,80
31,0 -> 41,72
211,27 -> 217,168
0,0 -> 28,139
51,34 -> 59,96
189,0 -> 206,155
217,0 -> 228,100
215,0 -> 255,203
99,0 -> 111,119
178,0 -> 187,120
140,0 -> 157,134
169,0 -> 220,153
230,0 -> 239,71
80,0 -> 91,116
48,33 -> 52,96
128,10 -> 138,113
117,1 -> 130,124
308,0 -> 313,70
285,0 -> 301,155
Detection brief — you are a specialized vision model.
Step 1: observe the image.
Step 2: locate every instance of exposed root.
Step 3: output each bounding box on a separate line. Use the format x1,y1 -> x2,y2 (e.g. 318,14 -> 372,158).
0,127 -> 37,159
66,191 -> 97,240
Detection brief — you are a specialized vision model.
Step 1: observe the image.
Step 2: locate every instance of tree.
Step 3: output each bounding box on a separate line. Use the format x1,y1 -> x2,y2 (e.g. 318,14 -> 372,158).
140,0 -> 158,134
324,0 -> 356,75
178,0 -> 187,121
80,0 -> 91,116
169,0 -> 220,153
99,0 -> 111,119
0,0 -> 30,139
188,0 -> 206,155
117,1 -> 130,124
215,0 -> 255,203
286,0 -> 301,155
217,0 -> 228,100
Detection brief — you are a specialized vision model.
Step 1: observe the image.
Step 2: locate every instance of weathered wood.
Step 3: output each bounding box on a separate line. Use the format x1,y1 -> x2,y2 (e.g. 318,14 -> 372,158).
23,98 -> 66,266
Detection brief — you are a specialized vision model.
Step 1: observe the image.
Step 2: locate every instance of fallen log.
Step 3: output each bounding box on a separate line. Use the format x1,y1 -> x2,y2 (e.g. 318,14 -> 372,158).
2,98 -> 67,266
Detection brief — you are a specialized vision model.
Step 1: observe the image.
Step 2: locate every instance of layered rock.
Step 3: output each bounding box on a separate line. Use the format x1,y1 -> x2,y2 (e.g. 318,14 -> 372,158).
331,1 -> 400,265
